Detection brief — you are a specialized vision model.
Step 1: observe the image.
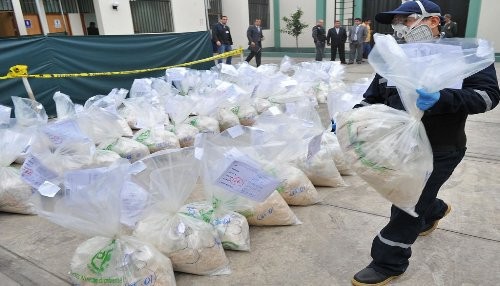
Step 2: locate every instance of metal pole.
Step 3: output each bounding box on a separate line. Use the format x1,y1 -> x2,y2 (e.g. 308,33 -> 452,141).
21,78 -> 36,101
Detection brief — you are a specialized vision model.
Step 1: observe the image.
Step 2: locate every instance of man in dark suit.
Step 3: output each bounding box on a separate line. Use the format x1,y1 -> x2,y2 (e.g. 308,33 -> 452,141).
327,20 -> 347,63
245,18 -> 264,67
442,14 -> 457,38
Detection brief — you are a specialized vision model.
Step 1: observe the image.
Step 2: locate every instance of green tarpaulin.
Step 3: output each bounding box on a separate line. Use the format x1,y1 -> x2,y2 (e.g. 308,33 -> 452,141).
0,31 -> 214,116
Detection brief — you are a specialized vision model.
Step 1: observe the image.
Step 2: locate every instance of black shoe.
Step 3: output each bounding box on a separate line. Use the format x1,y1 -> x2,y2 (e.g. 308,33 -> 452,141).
357,61 -> 362,64
419,203 -> 451,236
347,62 -> 354,65
352,267 -> 400,286
341,62 -> 347,64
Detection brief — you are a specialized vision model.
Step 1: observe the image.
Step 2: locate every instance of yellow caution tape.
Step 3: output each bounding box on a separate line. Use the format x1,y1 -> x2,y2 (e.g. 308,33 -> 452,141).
0,48 -> 243,80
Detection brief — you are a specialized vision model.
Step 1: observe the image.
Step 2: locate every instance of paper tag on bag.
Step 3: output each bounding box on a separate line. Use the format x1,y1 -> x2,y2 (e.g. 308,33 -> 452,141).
64,167 -> 108,195
215,160 -> 280,202
120,181 -> 149,227
20,154 -> 58,188
42,120 -> 86,145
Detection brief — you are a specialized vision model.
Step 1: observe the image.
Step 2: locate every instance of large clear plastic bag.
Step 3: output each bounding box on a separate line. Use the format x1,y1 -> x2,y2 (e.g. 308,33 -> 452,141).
0,129 -> 34,214
368,34 -> 494,118
53,91 -> 78,120
198,126 -> 300,226
11,96 -> 48,127
98,137 -> 150,163
133,148 -> 230,276
294,131 -> 347,188
179,199 -> 251,252
34,161 -> 176,286
336,34 -> 495,216
77,107 -> 133,144
327,77 -> 373,121
122,97 -> 179,153
253,103 -> 324,205
20,120 -> 95,192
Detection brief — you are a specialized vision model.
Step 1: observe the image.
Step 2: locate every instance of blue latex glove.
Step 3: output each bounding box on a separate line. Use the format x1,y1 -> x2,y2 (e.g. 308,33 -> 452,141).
331,120 -> 336,133
416,88 -> 440,111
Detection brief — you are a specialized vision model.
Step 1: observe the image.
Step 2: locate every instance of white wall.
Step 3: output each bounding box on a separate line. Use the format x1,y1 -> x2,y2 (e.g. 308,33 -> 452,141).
222,0 -> 250,49
93,0 -> 134,35
280,1 -> 316,48
68,13 -> 84,35
477,0 -> 500,55
171,0 -> 207,32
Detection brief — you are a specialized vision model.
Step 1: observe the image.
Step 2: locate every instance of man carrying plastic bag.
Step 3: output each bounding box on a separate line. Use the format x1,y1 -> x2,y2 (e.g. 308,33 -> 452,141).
343,1 -> 500,285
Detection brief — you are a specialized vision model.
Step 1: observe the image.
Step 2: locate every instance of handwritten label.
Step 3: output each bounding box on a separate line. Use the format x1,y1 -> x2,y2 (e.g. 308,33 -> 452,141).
215,160 -> 280,202
20,154 -> 58,188
64,167 -> 108,195
120,181 -> 149,227
42,119 -> 87,145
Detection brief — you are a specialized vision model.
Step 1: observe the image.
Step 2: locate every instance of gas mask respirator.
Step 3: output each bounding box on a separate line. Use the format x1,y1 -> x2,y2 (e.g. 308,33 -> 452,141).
392,16 -> 434,43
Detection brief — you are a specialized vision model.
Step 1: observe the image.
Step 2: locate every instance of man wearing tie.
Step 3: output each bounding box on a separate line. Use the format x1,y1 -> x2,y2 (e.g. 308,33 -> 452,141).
348,18 -> 367,64
327,20 -> 347,64
245,18 -> 264,67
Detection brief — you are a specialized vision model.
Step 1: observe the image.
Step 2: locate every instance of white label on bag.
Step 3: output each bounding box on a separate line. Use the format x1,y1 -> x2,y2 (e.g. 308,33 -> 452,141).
226,125 -> 245,138
215,160 -> 280,202
268,106 -> 281,115
42,120 -> 86,145
307,133 -> 323,160
63,167 -> 108,195
20,154 -> 58,188
38,181 -> 61,197
120,181 -> 149,227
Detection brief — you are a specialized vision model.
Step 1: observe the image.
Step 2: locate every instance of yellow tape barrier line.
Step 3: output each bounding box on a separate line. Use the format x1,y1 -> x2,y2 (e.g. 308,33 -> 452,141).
0,48 -> 243,80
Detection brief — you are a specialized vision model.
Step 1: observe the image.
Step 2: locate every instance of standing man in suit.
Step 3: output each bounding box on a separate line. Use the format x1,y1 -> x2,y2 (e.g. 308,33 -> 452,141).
312,19 -> 327,61
348,18 -> 367,64
212,15 -> 233,64
245,18 -> 264,67
327,20 -> 347,64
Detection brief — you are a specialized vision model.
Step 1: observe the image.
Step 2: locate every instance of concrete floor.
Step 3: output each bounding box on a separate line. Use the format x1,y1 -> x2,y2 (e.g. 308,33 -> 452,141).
1,59 -> 499,286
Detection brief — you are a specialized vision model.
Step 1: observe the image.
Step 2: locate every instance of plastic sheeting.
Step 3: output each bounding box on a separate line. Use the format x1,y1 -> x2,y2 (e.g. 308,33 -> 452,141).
0,32 -> 214,116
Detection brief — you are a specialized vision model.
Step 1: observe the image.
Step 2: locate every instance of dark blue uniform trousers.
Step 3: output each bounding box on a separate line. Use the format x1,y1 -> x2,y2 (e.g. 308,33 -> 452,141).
369,148 -> 466,275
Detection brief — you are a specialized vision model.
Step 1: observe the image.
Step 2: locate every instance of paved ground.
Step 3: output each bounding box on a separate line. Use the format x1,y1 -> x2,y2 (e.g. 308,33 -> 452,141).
1,58 -> 499,286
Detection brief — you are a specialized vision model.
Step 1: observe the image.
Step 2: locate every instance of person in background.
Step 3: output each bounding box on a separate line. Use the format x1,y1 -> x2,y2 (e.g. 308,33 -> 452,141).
348,18 -> 367,64
312,19 -> 327,61
327,20 -> 347,64
442,13 -> 458,38
245,18 -> 264,67
350,1 -> 500,285
87,22 -> 99,35
361,19 -> 373,59
212,16 -> 233,65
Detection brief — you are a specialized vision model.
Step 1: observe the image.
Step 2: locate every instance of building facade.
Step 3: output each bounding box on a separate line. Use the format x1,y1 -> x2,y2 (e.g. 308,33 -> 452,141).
1,0 -> 498,59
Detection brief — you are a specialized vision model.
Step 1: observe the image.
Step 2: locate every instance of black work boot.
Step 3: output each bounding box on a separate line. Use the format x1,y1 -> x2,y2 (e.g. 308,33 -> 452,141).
352,267 -> 400,286
419,203 -> 451,236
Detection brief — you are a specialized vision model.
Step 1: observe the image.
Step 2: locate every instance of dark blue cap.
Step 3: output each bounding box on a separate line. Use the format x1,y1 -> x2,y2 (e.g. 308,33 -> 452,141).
375,0 -> 443,24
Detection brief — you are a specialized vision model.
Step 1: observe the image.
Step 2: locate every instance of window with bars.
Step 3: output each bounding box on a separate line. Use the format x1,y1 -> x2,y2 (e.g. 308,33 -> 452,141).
248,0 -> 269,29
130,0 -> 174,33
0,0 -> 13,11
19,0 -> 94,14
207,0 -> 221,30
